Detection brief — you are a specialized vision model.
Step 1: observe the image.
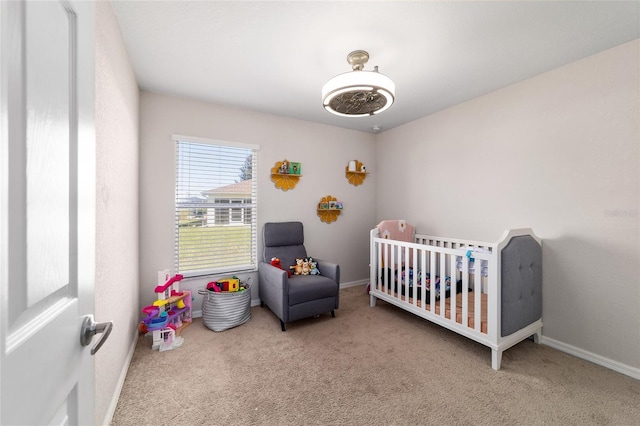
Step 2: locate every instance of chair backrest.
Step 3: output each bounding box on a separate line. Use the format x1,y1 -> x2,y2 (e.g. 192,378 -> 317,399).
263,222 -> 308,272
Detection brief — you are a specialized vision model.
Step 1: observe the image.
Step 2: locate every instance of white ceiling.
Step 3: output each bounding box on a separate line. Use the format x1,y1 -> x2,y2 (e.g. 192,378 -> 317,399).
111,1 -> 640,134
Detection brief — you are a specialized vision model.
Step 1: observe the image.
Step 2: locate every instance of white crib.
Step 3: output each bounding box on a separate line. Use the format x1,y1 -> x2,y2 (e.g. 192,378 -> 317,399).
369,227 -> 543,370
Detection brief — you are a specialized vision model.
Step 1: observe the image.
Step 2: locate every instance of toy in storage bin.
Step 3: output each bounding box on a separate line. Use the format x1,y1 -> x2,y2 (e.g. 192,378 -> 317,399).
199,277 -> 251,332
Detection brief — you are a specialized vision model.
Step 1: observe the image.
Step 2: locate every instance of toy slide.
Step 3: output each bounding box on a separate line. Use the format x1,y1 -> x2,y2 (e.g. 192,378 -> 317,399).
142,305 -> 159,317
144,270 -> 193,352
142,304 -> 190,331
147,316 -> 168,330
154,273 -> 184,293
152,293 -> 185,307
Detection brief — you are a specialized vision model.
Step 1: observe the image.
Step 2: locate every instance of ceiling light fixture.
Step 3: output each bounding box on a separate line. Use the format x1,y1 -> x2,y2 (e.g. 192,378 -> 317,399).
322,50 -> 395,117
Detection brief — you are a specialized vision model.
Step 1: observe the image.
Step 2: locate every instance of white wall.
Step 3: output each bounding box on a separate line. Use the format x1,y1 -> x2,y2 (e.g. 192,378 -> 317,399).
94,2 -> 140,424
375,40 -> 640,372
139,92 -> 376,313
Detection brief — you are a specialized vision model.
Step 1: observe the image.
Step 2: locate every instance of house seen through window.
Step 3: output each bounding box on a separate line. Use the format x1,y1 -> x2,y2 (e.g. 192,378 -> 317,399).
174,137 -> 259,276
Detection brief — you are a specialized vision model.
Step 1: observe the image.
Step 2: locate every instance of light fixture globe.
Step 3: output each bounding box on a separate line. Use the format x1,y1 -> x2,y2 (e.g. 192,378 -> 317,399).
322,50 -> 395,117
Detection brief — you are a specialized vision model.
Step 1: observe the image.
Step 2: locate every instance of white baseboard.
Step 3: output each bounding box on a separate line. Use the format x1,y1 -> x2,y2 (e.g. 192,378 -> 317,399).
102,327 -> 140,426
340,279 -> 369,289
541,336 -> 640,380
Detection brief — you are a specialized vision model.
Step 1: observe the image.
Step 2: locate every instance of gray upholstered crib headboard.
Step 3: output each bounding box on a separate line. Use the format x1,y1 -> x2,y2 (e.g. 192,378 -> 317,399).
500,235 -> 542,337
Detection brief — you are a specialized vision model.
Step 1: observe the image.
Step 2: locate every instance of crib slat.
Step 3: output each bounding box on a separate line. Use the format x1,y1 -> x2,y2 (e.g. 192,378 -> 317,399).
439,250 -> 446,317
378,241 -> 382,292
384,244 -> 396,292
411,244 -> 418,307
461,252 -> 469,327
396,243 -> 400,294
376,241 -> 380,291
383,242 -> 387,293
403,244 -> 409,304
449,251 -> 456,321
420,248 -> 427,308
429,250 -> 436,311
376,242 -> 382,292
474,268 -> 482,332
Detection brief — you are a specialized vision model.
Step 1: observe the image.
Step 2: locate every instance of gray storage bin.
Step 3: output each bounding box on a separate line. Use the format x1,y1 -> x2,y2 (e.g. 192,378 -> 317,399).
199,283 -> 251,332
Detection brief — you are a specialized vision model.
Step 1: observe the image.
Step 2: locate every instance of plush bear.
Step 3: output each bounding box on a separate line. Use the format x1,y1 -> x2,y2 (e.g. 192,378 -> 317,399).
271,257 -> 291,278
301,258 -> 310,275
290,258 -> 303,275
308,257 -> 320,275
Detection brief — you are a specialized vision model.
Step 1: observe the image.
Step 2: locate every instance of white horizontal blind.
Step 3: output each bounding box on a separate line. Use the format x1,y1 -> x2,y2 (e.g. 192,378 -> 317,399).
175,138 -> 258,276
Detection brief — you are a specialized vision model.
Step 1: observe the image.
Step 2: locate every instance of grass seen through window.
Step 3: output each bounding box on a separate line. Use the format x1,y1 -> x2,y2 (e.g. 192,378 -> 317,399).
178,225 -> 252,272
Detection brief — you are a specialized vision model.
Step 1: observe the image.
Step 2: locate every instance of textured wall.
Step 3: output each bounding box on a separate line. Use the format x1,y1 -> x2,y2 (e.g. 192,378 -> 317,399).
375,40 -> 640,372
139,92 -> 376,315
94,2 -> 140,425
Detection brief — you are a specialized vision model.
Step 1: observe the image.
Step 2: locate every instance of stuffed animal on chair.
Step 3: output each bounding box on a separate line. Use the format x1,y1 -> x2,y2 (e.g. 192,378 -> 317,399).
301,258 -> 310,275
308,257 -> 320,275
290,258 -> 303,275
271,257 -> 291,278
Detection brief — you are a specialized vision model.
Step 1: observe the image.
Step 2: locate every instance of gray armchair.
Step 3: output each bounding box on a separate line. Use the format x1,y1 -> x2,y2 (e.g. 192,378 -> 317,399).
258,221 -> 340,331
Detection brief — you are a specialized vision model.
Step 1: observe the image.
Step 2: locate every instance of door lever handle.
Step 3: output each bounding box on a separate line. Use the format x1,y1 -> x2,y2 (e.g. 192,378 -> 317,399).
80,315 -> 113,355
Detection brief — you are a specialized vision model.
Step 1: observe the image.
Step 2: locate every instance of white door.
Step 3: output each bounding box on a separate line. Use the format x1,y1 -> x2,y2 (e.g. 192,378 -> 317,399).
0,1 -> 102,425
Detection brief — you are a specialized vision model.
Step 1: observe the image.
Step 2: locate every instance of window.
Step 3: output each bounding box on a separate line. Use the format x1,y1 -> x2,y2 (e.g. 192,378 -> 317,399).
174,136 -> 259,277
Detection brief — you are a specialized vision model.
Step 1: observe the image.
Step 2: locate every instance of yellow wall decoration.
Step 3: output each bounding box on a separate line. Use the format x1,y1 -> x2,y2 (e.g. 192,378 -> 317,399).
345,160 -> 368,186
317,195 -> 342,224
271,159 -> 301,191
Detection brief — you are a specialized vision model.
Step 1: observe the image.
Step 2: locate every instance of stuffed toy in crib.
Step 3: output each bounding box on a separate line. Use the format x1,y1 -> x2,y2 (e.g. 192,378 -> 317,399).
396,267 -> 464,300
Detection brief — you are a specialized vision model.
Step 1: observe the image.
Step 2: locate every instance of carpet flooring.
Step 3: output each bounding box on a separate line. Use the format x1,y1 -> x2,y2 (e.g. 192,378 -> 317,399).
111,285 -> 640,425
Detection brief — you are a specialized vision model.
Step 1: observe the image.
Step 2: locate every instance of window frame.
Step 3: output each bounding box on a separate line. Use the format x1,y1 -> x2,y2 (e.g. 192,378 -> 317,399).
173,135 -> 259,278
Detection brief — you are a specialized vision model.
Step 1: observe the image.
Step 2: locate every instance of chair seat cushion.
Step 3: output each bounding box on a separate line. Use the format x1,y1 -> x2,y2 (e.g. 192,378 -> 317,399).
288,275 -> 338,305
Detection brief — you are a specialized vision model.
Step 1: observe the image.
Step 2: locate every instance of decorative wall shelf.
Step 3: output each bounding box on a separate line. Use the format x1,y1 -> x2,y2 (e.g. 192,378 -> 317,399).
271,159 -> 302,191
317,195 -> 343,224
345,160 -> 368,186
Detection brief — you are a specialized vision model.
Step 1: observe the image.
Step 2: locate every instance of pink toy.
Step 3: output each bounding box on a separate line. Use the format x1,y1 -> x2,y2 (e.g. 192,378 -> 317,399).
154,273 -> 184,294
206,281 -> 222,292
141,270 -> 192,351
142,305 -> 159,317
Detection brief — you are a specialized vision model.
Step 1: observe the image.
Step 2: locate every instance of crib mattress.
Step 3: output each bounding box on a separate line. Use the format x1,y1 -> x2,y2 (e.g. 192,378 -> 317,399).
381,289 -> 488,334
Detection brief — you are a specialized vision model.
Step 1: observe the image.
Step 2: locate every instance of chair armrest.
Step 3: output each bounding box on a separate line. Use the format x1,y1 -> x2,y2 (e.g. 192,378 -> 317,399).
315,259 -> 340,284
258,261 -> 289,320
